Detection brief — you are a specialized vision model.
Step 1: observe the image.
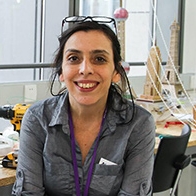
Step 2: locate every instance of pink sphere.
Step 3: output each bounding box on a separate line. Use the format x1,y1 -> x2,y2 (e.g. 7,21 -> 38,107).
114,7 -> 129,21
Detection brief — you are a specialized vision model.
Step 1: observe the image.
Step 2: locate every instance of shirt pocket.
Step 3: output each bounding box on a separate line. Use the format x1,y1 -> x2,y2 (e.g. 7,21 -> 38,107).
90,163 -> 122,195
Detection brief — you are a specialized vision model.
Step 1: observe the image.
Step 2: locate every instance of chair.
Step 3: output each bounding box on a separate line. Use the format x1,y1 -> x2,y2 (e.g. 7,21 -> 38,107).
191,153 -> 196,167
152,124 -> 191,196
192,160 -> 196,167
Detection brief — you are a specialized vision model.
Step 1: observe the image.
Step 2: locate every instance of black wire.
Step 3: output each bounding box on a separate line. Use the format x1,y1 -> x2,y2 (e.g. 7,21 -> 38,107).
121,66 -> 135,122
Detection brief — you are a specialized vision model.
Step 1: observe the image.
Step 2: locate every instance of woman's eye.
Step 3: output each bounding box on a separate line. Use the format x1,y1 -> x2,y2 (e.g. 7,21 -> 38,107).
95,56 -> 106,63
68,56 -> 79,62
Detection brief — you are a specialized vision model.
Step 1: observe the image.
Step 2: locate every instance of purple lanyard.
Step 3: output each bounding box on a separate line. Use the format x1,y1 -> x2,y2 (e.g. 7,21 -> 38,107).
68,107 -> 107,196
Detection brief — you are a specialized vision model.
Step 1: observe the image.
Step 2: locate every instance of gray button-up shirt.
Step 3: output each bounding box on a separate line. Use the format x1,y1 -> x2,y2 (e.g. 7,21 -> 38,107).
12,92 -> 155,196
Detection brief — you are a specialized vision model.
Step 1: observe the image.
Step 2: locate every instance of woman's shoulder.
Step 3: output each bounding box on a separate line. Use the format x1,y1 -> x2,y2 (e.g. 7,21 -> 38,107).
125,99 -> 154,124
28,92 -> 68,115
133,102 -> 152,116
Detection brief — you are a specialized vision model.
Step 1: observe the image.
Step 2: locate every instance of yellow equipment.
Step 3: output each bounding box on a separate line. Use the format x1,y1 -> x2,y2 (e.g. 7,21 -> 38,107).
0,103 -> 30,168
2,150 -> 18,169
0,103 -> 30,132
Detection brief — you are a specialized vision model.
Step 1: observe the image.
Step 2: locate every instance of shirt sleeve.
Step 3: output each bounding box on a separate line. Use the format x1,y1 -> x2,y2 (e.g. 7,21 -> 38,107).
118,114 -> 155,196
12,108 -> 46,196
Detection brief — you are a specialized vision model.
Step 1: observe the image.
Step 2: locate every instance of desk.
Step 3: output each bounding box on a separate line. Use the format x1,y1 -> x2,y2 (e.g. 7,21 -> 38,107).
136,96 -> 196,153
0,165 -> 15,187
155,123 -> 196,154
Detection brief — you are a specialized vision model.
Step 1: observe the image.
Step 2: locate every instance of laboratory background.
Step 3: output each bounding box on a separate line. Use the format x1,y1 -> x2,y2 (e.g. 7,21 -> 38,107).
0,0 -> 196,196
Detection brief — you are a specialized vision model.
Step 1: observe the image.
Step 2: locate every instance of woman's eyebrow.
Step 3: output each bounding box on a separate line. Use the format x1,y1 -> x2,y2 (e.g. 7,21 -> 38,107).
90,49 -> 110,55
64,49 -> 110,55
64,49 -> 81,54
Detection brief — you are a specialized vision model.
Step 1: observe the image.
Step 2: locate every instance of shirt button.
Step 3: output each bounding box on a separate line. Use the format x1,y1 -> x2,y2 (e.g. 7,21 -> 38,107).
17,170 -> 23,178
142,183 -> 146,189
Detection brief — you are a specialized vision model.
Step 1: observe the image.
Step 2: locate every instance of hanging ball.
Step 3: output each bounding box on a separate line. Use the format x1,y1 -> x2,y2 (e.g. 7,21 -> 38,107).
114,7 -> 129,21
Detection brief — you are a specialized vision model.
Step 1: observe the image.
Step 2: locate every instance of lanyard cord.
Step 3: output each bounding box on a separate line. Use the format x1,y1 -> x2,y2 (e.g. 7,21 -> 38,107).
68,106 -> 107,196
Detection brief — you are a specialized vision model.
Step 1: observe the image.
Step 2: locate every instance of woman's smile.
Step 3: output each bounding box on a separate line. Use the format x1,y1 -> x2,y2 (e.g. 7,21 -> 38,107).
75,80 -> 99,91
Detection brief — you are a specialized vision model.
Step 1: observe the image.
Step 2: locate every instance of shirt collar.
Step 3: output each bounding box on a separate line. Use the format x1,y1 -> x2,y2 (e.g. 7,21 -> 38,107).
48,92 -> 69,127
48,92 -> 133,135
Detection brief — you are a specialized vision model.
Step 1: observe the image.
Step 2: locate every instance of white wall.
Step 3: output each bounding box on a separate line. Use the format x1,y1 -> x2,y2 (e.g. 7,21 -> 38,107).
182,0 -> 196,74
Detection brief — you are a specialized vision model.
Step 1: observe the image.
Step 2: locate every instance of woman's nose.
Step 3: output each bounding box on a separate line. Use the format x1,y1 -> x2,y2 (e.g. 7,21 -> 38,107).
79,60 -> 94,75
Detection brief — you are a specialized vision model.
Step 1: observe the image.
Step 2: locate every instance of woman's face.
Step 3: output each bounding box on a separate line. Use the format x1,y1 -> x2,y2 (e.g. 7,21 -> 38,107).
60,30 -> 120,108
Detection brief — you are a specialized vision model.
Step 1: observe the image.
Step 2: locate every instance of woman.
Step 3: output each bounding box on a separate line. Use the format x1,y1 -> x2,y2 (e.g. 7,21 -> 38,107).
12,16 -> 155,196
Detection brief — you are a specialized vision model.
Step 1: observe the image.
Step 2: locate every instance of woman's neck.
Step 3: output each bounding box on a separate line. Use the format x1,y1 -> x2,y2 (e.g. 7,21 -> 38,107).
69,99 -> 107,122
71,104 -> 106,122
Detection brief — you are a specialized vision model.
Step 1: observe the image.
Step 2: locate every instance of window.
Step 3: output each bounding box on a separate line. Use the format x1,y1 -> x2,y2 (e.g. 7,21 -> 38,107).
0,0 -> 69,82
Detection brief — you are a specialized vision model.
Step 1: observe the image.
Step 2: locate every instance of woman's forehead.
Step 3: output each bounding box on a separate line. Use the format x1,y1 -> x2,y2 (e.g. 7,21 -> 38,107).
64,30 -> 113,52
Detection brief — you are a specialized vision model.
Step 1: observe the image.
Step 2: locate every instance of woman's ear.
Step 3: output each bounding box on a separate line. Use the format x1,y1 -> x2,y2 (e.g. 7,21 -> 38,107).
112,71 -> 121,83
59,74 -> 64,82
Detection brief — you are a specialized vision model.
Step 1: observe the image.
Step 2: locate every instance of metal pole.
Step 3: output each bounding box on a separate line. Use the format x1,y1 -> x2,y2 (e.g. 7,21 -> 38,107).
120,0 -> 122,7
39,0 -> 46,80
153,0 -> 157,46
33,0 -> 38,80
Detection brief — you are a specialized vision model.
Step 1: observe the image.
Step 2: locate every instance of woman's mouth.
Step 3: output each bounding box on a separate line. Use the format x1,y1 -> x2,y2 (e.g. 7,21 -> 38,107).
76,82 -> 98,89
